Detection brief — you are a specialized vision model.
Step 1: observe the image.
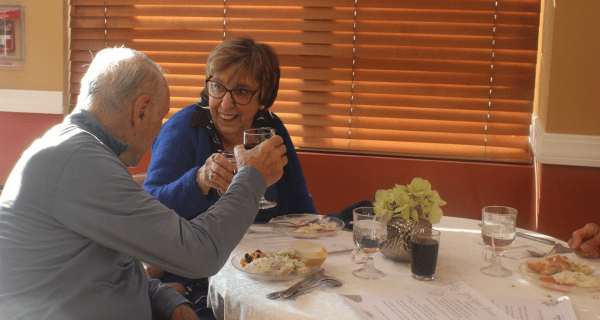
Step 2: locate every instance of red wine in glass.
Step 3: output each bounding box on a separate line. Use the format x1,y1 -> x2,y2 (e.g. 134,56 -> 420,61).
243,142 -> 260,150
242,128 -> 277,209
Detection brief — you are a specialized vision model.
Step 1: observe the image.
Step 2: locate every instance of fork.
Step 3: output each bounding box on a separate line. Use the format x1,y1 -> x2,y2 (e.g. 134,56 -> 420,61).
269,217 -> 323,228
282,277 -> 343,299
527,243 -> 571,258
266,270 -> 323,300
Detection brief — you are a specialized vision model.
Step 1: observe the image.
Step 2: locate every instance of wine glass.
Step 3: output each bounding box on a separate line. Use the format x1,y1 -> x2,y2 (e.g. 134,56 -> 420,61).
217,151 -> 237,196
480,206 -> 518,277
350,207 -> 388,279
243,128 -> 277,209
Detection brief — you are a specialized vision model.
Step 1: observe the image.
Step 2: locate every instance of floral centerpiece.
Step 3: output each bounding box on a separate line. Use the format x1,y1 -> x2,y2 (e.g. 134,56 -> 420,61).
373,177 -> 446,224
373,178 -> 446,261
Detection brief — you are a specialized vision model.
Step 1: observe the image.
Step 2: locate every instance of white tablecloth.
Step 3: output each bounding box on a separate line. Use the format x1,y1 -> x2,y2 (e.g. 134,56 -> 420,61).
208,216 -> 600,320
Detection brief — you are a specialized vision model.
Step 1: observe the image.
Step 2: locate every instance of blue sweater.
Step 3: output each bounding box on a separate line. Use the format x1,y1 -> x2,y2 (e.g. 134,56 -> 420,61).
143,104 -> 316,285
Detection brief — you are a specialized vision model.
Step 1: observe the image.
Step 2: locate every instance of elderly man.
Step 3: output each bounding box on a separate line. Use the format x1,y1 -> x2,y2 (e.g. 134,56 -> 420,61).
0,47 -> 287,320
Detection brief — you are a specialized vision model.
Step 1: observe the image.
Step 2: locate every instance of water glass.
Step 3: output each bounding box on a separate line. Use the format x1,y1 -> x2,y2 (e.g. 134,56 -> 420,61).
350,207 -> 387,279
480,206 -> 518,277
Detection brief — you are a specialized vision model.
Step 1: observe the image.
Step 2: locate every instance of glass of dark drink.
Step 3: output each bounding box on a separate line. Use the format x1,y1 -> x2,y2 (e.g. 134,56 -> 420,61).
480,206 -> 518,277
410,228 -> 441,281
243,128 -> 277,209
217,151 -> 237,196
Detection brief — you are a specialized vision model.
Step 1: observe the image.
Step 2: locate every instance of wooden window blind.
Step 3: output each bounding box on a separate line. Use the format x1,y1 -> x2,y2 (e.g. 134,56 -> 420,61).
69,0 -> 540,163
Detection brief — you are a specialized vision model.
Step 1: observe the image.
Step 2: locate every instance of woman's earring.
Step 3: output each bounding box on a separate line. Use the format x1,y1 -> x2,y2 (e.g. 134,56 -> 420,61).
260,106 -> 265,110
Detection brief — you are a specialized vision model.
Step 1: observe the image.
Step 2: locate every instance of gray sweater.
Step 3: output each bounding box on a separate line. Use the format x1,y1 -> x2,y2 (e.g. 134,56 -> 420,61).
0,109 -> 264,320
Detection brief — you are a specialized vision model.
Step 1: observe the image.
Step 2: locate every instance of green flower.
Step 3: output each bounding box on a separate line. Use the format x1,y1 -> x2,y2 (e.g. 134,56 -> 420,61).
373,178 -> 446,224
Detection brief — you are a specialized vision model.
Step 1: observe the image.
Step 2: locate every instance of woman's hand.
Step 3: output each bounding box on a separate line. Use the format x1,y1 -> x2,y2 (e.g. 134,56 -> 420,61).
568,223 -> 600,258
196,152 -> 237,195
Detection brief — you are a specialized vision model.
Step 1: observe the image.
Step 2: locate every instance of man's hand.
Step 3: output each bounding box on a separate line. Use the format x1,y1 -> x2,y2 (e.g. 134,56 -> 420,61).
567,223 -> 600,258
143,262 -> 165,279
170,303 -> 199,320
166,282 -> 186,295
234,135 -> 287,187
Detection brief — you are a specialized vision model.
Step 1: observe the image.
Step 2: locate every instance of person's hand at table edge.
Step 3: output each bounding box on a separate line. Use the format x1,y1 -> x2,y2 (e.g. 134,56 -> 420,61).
568,223 -> 600,259
143,262 -> 165,279
234,135 -> 287,187
170,303 -> 199,320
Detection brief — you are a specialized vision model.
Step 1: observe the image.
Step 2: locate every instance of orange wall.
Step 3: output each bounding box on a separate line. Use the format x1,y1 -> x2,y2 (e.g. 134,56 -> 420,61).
540,0 -> 600,135
0,0 -> 65,92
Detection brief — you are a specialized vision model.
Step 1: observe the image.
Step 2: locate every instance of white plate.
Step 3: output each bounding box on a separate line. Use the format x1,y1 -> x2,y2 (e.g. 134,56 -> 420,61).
231,253 -> 319,281
519,259 -> 600,293
270,214 -> 344,239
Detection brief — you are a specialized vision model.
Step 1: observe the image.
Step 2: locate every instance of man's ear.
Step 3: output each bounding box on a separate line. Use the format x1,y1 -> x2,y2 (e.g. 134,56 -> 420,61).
131,95 -> 152,131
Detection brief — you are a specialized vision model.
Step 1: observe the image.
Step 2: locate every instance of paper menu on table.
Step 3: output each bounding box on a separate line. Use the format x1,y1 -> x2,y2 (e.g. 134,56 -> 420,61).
491,296 -> 577,320
244,225 -> 353,253
340,282 -> 513,320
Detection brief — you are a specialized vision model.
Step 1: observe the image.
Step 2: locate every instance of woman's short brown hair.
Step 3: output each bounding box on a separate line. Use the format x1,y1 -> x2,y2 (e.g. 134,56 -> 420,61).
202,37 -> 280,116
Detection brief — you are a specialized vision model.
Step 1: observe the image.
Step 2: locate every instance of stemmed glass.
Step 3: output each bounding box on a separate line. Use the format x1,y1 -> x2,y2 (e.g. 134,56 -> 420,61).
480,206 -> 518,277
350,207 -> 388,279
217,151 -> 237,196
243,128 -> 277,209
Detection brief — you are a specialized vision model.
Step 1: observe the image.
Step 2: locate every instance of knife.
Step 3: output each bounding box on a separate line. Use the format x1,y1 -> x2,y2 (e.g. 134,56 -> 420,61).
282,274 -> 343,299
478,223 -> 559,246
265,269 -> 322,300
516,232 -> 557,245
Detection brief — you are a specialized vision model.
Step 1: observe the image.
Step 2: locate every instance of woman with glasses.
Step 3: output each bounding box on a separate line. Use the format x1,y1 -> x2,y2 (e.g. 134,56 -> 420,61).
141,37 -> 316,317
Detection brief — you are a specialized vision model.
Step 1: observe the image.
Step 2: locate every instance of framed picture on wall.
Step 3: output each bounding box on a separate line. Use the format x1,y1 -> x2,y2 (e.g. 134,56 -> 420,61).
1,5 -> 24,68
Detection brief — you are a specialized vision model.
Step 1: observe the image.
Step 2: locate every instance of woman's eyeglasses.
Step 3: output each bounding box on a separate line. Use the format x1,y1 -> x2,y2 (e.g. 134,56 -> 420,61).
205,79 -> 259,105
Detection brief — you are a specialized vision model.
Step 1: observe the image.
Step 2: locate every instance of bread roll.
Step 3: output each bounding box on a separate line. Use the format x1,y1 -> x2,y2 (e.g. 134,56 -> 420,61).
292,241 -> 328,267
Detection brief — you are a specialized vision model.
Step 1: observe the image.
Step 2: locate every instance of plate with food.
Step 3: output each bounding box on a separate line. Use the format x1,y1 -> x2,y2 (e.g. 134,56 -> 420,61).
270,214 -> 344,238
232,241 -> 328,281
519,254 -> 600,293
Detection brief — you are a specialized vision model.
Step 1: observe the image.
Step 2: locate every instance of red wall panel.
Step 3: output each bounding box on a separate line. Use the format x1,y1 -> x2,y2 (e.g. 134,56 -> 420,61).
119,150 -> 537,230
537,163 -> 600,241
298,152 -> 536,230
0,112 -> 64,185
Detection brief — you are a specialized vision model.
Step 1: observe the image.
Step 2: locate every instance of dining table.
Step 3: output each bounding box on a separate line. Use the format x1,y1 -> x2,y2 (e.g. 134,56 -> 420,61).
207,216 -> 600,320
